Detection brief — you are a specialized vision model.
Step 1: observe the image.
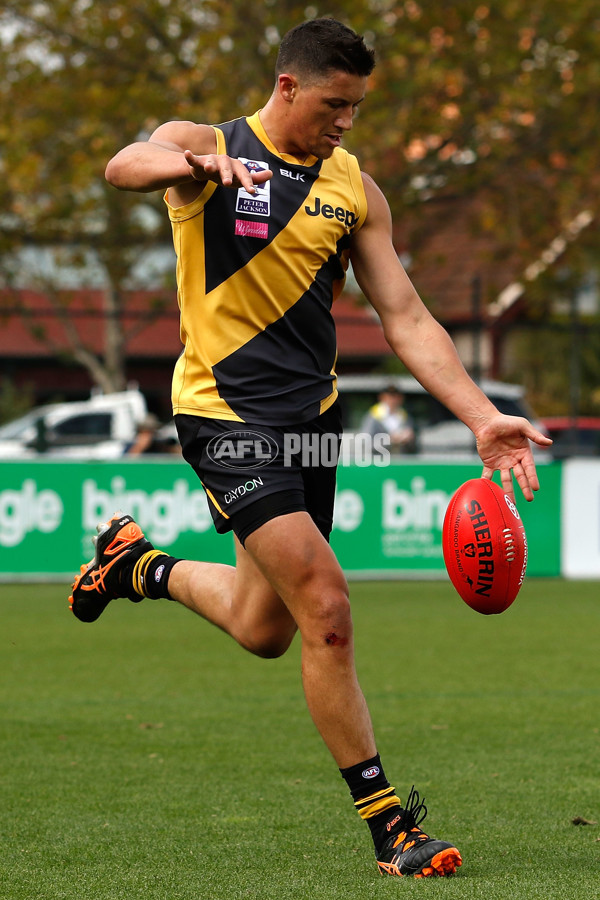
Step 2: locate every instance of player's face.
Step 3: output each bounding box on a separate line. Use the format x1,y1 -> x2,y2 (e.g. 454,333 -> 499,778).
286,70 -> 367,160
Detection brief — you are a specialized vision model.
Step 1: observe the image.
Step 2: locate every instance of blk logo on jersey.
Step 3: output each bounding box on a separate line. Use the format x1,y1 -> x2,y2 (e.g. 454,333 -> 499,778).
280,167 -> 305,182
235,158 -> 271,217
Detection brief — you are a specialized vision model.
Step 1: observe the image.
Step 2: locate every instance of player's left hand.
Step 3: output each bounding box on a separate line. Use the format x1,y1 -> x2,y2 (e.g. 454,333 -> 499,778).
475,415 -> 552,502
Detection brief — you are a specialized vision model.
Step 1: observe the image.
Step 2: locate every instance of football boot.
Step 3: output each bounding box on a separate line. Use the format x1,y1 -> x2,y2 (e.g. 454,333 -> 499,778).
376,786 -> 462,878
69,512 -> 153,622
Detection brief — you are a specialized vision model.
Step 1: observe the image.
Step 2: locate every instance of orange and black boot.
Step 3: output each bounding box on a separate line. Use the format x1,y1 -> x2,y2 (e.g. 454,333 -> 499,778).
69,512 -> 156,622
376,786 -> 462,878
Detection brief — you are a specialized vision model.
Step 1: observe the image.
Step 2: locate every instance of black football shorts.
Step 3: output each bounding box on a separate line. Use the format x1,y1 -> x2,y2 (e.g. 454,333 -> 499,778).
174,402 -> 342,546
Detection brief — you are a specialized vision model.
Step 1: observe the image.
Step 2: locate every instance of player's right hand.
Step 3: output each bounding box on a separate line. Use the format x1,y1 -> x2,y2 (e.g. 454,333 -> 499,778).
183,150 -> 272,194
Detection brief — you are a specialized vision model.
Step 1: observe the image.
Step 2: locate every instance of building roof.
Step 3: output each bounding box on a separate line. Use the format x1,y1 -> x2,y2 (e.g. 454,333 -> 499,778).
396,196 -> 595,325
394,194 -> 521,324
0,288 -> 392,361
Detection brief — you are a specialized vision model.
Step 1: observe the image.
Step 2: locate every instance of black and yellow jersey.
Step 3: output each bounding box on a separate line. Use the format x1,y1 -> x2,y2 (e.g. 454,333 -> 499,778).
166,111 -> 368,425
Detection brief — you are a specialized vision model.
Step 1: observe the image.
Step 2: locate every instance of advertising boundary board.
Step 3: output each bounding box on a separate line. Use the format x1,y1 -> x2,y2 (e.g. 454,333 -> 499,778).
0,459 -> 561,582
333,459 -> 560,579
561,459 -> 600,578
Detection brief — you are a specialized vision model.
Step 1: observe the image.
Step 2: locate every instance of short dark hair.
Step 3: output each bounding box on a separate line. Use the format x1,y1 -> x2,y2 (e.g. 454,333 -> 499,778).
276,18 -> 375,80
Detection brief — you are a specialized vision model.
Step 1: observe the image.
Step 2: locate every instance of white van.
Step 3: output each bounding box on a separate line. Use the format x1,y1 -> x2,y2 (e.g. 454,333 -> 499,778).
0,389 -> 148,459
336,374 -> 542,458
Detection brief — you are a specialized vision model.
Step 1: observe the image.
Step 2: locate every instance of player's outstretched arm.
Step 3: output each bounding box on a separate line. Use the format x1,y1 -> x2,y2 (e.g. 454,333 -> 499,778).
105,121 -> 272,196
105,121 -> 213,193
350,173 -> 552,501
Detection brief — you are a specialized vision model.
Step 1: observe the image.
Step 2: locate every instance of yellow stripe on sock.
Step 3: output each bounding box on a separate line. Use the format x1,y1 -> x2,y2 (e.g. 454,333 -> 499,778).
354,786 -> 397,810
132,550 -> 168,598
357,795 -> 402,820
355,786 -> 402,821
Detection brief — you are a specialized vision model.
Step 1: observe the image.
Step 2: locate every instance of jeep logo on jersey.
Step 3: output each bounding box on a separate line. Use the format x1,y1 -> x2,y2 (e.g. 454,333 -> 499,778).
235,158 -> 271,217
305,196 -> 357,229
207,430 -> 278,469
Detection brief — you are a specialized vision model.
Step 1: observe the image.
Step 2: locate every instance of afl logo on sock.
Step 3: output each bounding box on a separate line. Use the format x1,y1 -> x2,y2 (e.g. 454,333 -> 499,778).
155,564 -> 165,583
362,766 -> 380,779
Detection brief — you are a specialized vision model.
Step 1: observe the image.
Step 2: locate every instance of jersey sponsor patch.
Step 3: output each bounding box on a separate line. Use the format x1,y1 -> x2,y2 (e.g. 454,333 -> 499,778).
235,219 -> 269,239
305,196 -> 358,230
235,158 -> 271,216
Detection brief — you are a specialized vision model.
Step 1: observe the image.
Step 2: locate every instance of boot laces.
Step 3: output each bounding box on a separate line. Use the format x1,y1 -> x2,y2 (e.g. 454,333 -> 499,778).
398,785 -> 428,832
388,785 -> 430,849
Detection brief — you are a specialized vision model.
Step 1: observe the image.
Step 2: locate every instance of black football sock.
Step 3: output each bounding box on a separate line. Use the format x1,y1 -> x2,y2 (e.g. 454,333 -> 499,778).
340,753 -> 402,853
129,551 -> 182,600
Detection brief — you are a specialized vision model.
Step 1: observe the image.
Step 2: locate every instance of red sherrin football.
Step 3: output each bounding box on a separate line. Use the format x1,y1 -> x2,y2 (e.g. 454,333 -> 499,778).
442,478 -> 527,615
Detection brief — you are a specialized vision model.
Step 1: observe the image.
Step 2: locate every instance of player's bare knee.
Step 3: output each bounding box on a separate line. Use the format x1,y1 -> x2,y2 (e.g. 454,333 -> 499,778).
300,586 -> 353,647
235,621 -> 297,659
243,632 -> 294,659
255,638 -> 292,659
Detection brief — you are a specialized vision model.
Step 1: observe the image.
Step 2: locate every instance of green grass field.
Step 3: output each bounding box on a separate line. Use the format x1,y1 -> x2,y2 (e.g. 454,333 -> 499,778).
1,579 -> 599,899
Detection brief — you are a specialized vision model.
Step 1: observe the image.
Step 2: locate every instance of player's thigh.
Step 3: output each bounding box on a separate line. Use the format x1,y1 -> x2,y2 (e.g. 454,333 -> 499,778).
299,401 -> 342,541
231,535 -> 297,655
243,511 -> 350,632
232,534 -> 288,616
